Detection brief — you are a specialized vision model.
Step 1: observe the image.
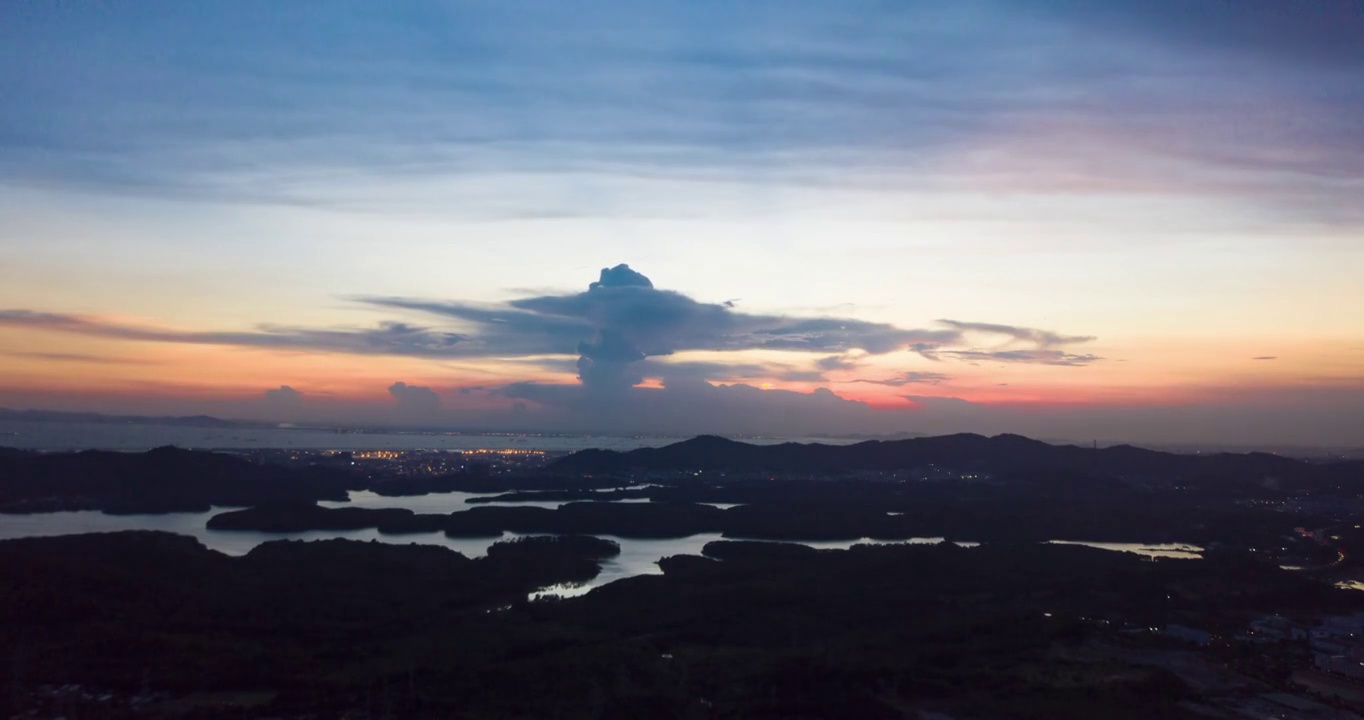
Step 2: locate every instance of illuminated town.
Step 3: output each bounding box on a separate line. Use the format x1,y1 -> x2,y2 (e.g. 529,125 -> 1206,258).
242,447 -> 560,477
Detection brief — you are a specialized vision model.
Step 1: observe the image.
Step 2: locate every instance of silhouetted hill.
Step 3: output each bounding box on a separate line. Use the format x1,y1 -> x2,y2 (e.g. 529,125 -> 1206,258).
0,407 -> 252,427
554,433 -> 1360,488
0,446 -> 357,513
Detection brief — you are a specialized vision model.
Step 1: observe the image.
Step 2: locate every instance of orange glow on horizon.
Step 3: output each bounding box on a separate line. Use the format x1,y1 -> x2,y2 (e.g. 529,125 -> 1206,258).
4,319 -> 1363,425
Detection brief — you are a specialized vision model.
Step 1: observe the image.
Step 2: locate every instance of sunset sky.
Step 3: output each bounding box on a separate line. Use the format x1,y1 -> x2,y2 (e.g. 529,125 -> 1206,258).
2,2 -> 1362,445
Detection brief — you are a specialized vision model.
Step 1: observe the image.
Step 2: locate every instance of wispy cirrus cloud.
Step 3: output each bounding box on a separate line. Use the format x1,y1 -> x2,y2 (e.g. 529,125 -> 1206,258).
4,350 -> 159,365
942,350 -> 1102,367
1,2 -> 1360,225
851,372 -> 952,387
936,320 -> 1094,349
0,311 -> 468,358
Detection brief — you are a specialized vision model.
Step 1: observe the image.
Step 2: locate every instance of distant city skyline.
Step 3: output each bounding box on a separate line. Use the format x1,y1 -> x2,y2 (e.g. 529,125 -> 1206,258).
2,2 -> 1362,445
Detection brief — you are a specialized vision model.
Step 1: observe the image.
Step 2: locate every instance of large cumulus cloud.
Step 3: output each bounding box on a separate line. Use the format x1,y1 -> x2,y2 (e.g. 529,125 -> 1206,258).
365,264 -> 983,388
366,264 -> 1102,388
388,381 -> 441,414
0,264 -> 1100,394
263,385 -> 302,405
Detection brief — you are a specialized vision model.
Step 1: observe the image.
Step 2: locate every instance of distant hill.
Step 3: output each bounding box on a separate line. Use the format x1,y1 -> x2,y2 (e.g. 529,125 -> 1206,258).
0,408 -> 251,428
0,445 -> 355,513
554,433 -> 1364,488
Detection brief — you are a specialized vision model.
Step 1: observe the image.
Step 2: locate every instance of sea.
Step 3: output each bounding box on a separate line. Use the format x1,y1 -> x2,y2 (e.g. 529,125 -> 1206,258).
0,418 -> 858,453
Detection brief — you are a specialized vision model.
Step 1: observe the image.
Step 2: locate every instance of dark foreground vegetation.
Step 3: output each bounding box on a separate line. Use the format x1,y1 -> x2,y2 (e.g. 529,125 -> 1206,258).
4,435 -> 1364,717
0,447 -> 355,514
4,531 -> 1354,719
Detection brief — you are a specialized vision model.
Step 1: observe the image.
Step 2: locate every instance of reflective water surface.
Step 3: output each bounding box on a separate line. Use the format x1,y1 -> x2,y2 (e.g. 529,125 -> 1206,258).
0,508 -> 523,557
527,534 -> 980,600
2,501 -> 1209,601
320,490 -> 730,512
1045,540 -> 1204,559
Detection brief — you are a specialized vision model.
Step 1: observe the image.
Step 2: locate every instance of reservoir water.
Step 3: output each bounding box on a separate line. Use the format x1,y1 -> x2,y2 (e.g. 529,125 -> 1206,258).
1046,540 -> 1204,560
1,490 -> 1208,599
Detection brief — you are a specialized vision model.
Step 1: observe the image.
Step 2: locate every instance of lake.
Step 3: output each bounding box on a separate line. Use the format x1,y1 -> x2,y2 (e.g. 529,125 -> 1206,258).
0,489 -> 1208,600
0,492 -> 986,600
1046,540 -> 1205,560
321,490 -> 741,512
0,505 -> 519,557
531,535 -> 986,600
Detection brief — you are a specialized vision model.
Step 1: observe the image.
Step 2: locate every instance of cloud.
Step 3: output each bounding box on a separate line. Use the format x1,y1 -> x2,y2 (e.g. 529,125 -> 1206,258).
501,379 -> 891,436
4,350 -> 155,365
367,264 -> 968,388
636,359 -> 768,386
1252,356 -> 1278,361
263,385 -> 302,406
943,350 -> 1102,367
0,267 -> 1100,391
388,381 -> 441,413
631,358 -> 833,386
773,369 -> 828,383
901,395 -> 986,412
816,354 -> 860,372
0,311 -> 468,358
1,0 -> 1359,230
589,264 -> 654,290
851,372 -> 951,387
1028,1 -> 1364,67
938,320 -> 1095,348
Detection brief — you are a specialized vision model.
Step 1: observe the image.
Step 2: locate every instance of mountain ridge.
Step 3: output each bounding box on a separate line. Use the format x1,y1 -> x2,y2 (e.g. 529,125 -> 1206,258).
553,432 -> 1363,488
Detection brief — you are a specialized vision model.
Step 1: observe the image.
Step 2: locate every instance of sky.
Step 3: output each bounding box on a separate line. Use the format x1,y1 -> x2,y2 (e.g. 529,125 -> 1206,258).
1,1 -> 1362,446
